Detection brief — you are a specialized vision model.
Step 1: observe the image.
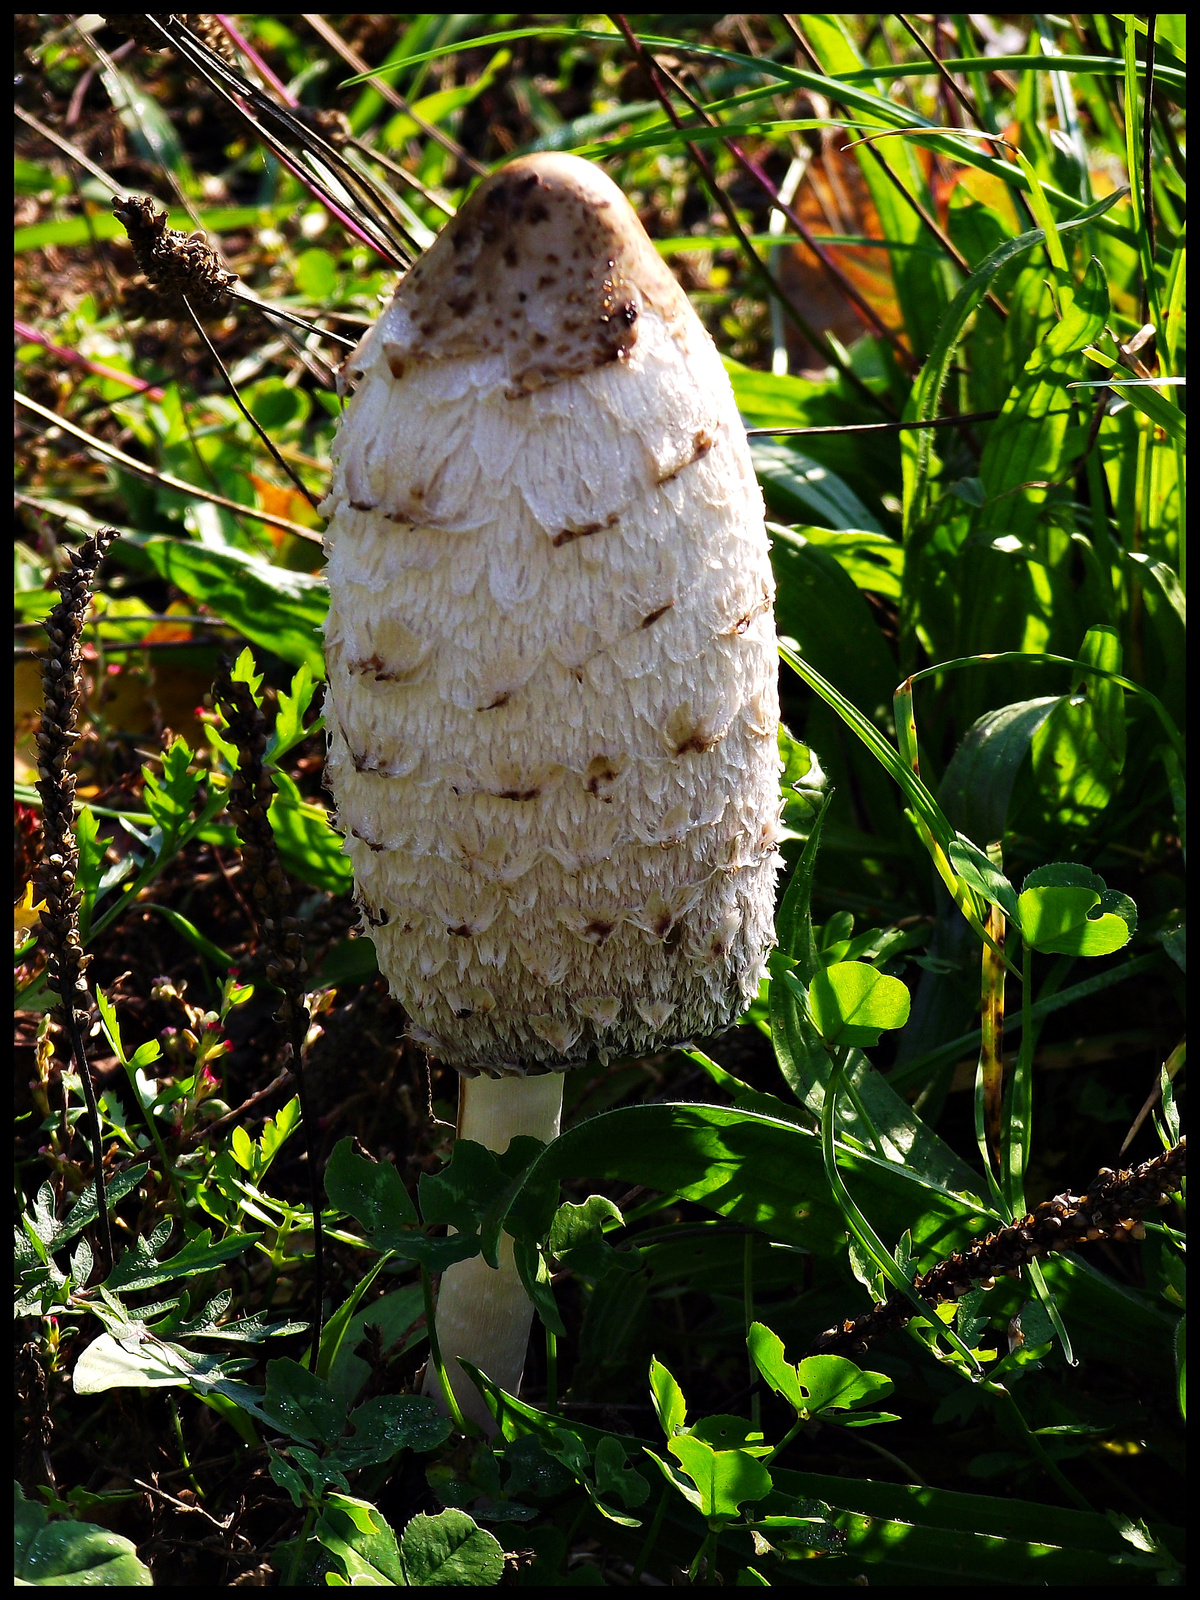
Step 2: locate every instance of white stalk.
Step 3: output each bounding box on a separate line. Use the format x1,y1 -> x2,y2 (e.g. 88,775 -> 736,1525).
422,1071 -> 564,1431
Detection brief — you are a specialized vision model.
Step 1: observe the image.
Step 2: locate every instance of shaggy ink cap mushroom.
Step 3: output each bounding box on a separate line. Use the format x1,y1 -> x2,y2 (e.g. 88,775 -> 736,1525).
323,154 -> 782,1429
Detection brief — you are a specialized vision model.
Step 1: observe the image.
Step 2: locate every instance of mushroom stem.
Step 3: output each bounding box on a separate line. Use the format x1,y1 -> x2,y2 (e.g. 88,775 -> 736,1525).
423,1071 -> 564,1431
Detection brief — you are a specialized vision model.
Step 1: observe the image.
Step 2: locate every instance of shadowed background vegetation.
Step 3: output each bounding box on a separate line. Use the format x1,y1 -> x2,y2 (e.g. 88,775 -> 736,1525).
15,14 -> 1184,1586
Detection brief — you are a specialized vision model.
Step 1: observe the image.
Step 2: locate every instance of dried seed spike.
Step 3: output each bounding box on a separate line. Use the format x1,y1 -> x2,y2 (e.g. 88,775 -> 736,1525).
112,195 -> 237,318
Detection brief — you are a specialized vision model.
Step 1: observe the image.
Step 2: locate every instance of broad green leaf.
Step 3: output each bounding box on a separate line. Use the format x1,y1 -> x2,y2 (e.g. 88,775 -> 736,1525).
747,1323 -> 893,1419
978,258 -> 1109,538
504,1103 -> 993,1271
548,1195 -> 636,1279
14,1483 -> 152,1586
768,1460 -> 1183,1584
594,1436 -> 651,1509
136,536 -> 327,675
263,1359 -> 343,1448
666,1433 -> 773,1523
325,1137 -> 419,1235
315,1495 -> 404,1586
339,1395 -> 451,1467
796,526 -> 904,600
267,771 -> 351,894
939,698 -> 1060,847
806,962 -> 912,1048
399,1508 -> 505,1586
688,1415 -> 770,1456
752,441 -> 883,534
770,528 -> 898,724
1016,886 -> 1132,956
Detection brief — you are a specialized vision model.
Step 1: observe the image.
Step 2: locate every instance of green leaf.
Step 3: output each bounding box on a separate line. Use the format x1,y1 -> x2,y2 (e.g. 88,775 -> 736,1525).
263,1359 -> 343,1448
770,527 -> 898,727
266,663 -> 321,767
665,1433 -> 773,1523
548,1195 -> 637,1279
978,258 -> 1109,539
649,1356 -> 687,1438
105,1227 -> 260,1293
1016,883 -> 1133,957
13,1482 -> 152,1586
72,1333 -> 259,1407
399,1508 -> 505,1586
1031,624 -> 1126,829
315,1495 -> 405,1585
74,806 -> 105,944
55,1166 -> 150,1249
294,247 -> 338,301
143,904 -> 233,968
339,1394 -> 451,1468
688,1415 -> 770,1456
593,1436 -> 651,1509
806,962 -> 912,1047
769,792 -> 835,1100
795,526 -> 904,600
947,836 -> 1018,921
136,536 -> 327,675
142,737 -> 201,843
938,698 -> 1059,848
752,441 -> 883,533
325,1137 -> 419,1234
901,192 -> 1126,527
747,1324 -> 894,1420
267,771 -> 352,894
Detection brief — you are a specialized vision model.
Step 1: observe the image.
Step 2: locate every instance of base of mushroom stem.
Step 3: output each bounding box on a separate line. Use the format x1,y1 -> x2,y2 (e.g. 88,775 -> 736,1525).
422,1069 -> 565,1433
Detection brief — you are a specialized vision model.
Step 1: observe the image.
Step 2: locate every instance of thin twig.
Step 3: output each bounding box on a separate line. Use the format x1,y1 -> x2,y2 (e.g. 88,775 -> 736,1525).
178,293 -> 323,511
15,392 -> 323,544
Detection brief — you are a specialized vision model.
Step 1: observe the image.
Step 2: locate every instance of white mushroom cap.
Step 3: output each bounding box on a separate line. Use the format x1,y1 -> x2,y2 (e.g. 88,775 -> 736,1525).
323,153 -> 782,1077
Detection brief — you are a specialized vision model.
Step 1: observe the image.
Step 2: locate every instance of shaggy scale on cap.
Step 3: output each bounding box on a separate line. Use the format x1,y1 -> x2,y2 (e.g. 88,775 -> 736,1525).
322,153 -> 782,1078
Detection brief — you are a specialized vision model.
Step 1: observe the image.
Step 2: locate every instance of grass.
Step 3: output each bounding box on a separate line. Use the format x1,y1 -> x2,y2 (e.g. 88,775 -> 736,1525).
14,14 -> 1185,1587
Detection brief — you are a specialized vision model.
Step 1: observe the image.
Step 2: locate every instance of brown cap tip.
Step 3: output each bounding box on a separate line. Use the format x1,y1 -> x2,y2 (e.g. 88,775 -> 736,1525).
379,153 -> 691,394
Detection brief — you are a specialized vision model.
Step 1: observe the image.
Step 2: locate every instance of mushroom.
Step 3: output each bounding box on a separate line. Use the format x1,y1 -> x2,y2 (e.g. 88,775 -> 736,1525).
321,154 -> 781,1430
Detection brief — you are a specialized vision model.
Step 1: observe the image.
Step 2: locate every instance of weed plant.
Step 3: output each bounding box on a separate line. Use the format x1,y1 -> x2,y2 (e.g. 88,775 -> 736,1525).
14,14 -> 1185,1586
